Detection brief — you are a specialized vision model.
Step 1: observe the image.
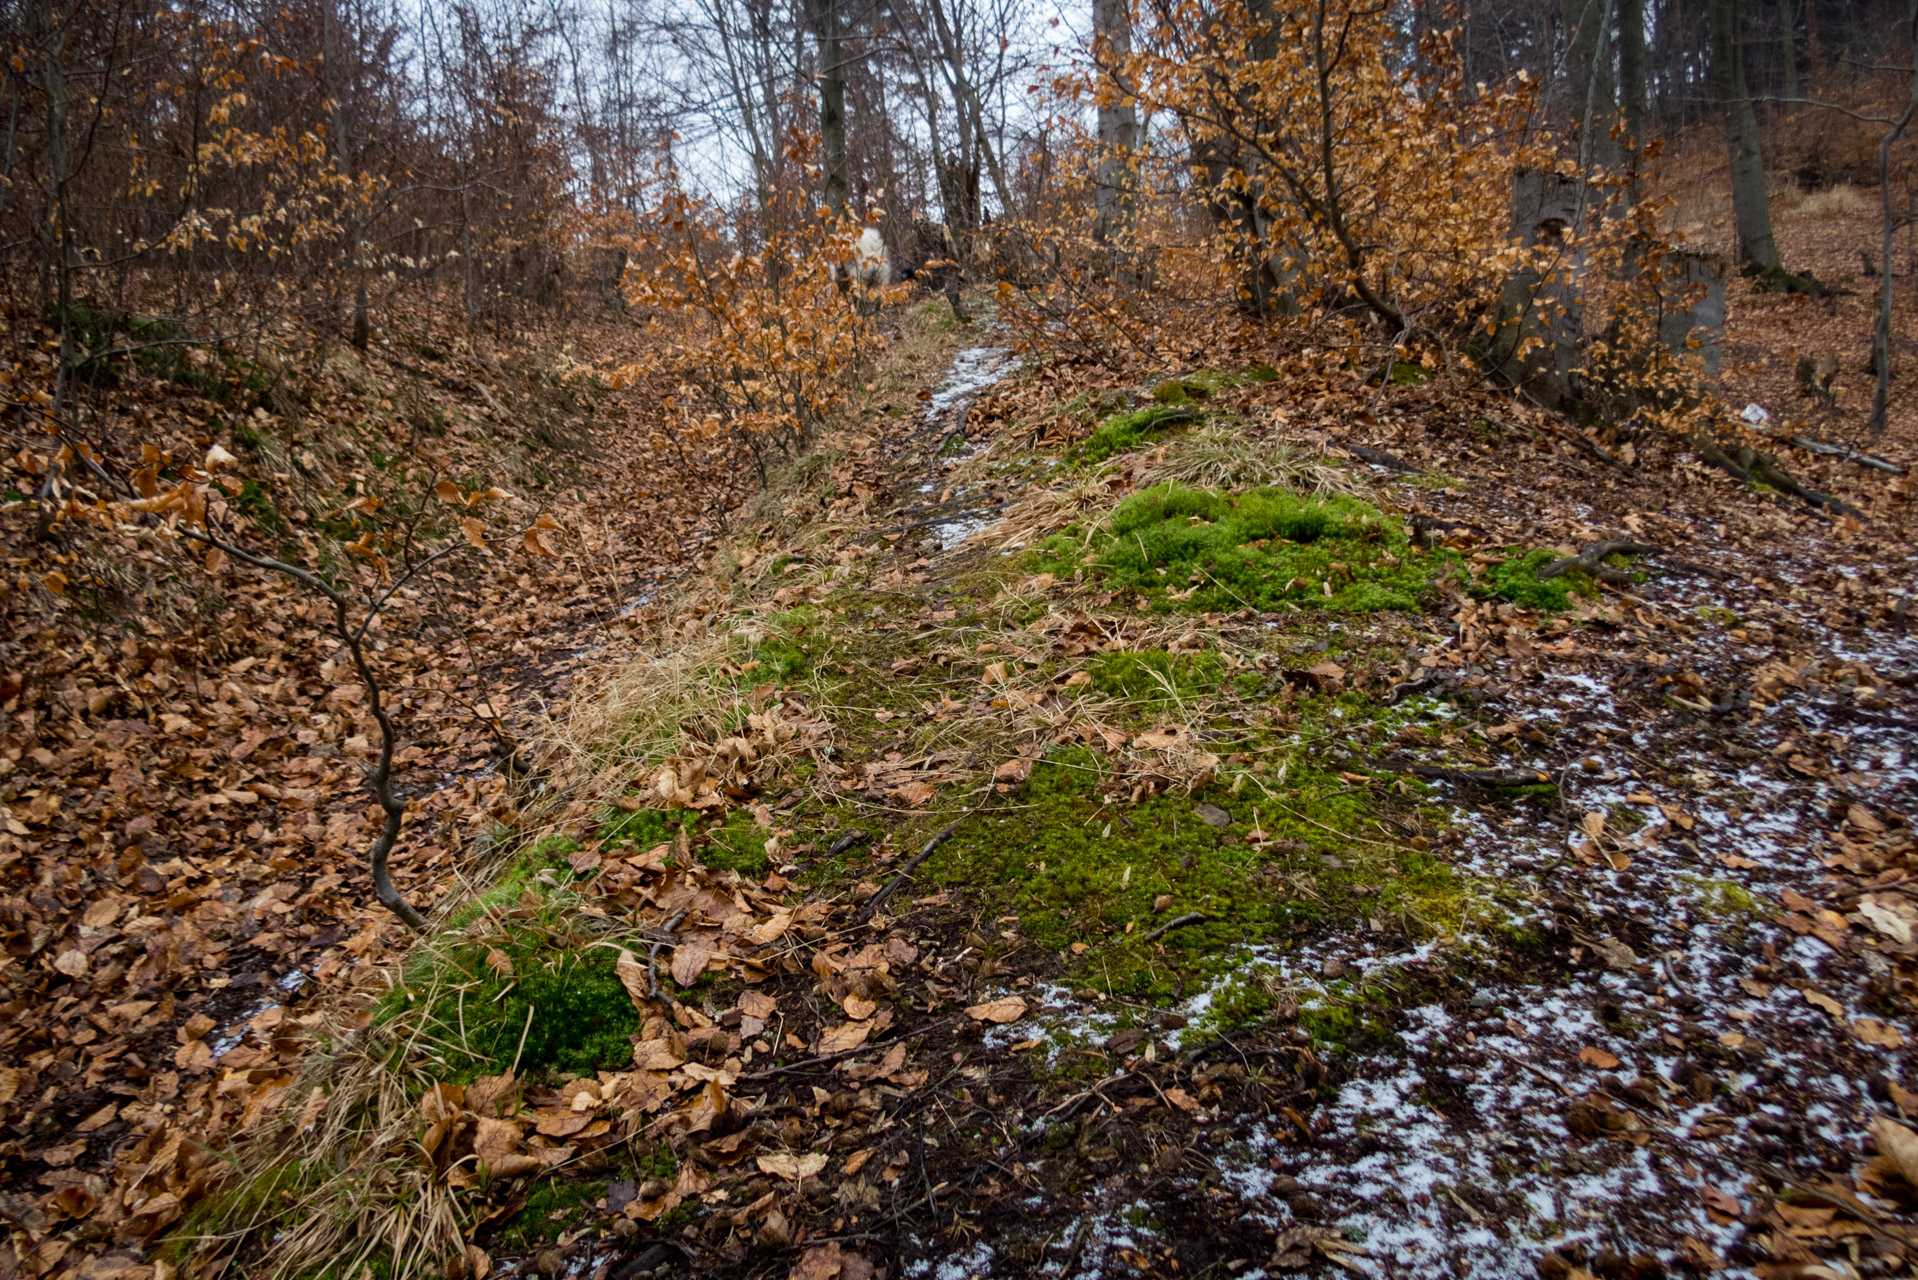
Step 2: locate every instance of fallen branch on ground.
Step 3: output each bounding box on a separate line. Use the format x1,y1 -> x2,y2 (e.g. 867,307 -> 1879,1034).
1137,912 -> 1217,945
1790,435 -> 1906,475
1536,540 -> 1662,584
1694,435 -> 1864,517
852,820 -> 962,925
1340,444 -> 1423,473
1406,765 -> 1554,788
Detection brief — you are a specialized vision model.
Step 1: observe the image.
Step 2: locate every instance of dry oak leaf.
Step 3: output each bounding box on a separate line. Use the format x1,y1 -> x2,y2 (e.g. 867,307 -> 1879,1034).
1870,1116 -> 1918,1189
757,1151 -> 829,1181
632,1037 -> 686,1072
791,1241 -> 879,1280
818,1023 -> 871,1054
843,995 -> 877,1021
615,949 -> 651,1009
473,1116 -> 540,1176
466,1072 -> 517,1120
965,995 -> 1028,1024
460,517 -> 487,549
892,780 -> 936,807
1803,989 -> 1845,1019
1578,1046 -> 1622,1070
1856,1018 -> 1905,1048
671,943 -> 716,988
749,911 -> 794,946
1133,726 -> 1189,749
739,990 -> 779,1020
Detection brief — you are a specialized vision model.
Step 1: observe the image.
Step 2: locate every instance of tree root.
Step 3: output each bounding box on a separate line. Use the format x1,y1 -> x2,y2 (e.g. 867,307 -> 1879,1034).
1537,539 -> 1662,584
1693,435 -> 1864,517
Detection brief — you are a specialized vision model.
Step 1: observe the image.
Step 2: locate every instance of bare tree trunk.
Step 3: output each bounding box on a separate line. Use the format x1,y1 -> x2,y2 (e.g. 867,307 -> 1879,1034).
321,0 -> 368,348
805,0 -> 848,212
1617,0 -> 1647,159
1562,0 -> 1620,170
1091,0 -> 1139,252
1491,168 -> 1585,408
1867,0 -> 1918,433
1709,0 -> 1783,274
1777,0 -> 1797,115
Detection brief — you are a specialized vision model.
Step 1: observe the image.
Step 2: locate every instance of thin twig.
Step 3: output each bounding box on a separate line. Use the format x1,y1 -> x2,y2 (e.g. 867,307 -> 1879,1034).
852,820 -> 963,925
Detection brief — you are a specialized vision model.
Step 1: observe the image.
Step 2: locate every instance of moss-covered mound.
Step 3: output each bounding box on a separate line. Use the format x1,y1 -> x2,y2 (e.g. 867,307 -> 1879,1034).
1048,482 -> 1440,613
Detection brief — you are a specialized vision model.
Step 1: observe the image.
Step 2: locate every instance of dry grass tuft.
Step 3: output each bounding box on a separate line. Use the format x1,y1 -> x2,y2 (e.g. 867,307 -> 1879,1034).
1140,422 -> 1358,495
1793,184 -> 1873,218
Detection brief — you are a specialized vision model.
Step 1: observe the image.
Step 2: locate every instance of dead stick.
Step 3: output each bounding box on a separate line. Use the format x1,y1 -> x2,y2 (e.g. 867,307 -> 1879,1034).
1137,912 -> 1216,945
736,1014 -> 964,1082
852,820 -> 961,925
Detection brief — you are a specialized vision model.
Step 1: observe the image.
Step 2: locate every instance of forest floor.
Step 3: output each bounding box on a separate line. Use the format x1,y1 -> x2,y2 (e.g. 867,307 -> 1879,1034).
4,189 -> 1918,1280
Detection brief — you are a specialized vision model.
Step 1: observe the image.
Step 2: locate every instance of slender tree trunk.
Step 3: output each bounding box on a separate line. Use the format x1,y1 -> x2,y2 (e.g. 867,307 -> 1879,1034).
1091,0 -> 1139,249
804,0 -> 848,212
321,0 -> 368,348
1866,0 -> 1918,433
1709,0 -> 1783,273
1618,0 -> 1647,159
1777,0 -> 1797,116
1562,0 -> 1620,170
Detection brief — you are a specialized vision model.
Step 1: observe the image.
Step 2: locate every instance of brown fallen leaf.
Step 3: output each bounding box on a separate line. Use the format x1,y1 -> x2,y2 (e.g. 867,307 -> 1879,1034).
1578,1046 -> 1621,1070
671,942 -> 715,988
1803,989 -> 1845,1019
615,949 -> 652,1009
1855,1018 -> 1905,1048
993,757 -> 1033,785
1870,1116 -> 1918,1189
757,1151 -> 829,1181
965,995 -> 1028,1024
818,1023 -> 871,1054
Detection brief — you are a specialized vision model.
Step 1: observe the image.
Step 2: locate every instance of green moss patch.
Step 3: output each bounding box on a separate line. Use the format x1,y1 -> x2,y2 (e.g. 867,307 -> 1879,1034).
1046,482 -> 1440,614
926,739 -> 1479,999
1088,648 -> 1257,701
1471,548 -> 1595,611
1078,406 -> 1197,464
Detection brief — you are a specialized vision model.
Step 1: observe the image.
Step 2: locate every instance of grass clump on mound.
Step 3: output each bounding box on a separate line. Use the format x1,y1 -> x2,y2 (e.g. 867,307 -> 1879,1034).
377,843 -> 643,1083
1050,482 -> 1438,614
1078,405 -> 1198,464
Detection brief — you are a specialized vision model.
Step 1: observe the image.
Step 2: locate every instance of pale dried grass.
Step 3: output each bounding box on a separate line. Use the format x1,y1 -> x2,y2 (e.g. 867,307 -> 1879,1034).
1141,422 -> 1358,496
1794,183 -> 1874,218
